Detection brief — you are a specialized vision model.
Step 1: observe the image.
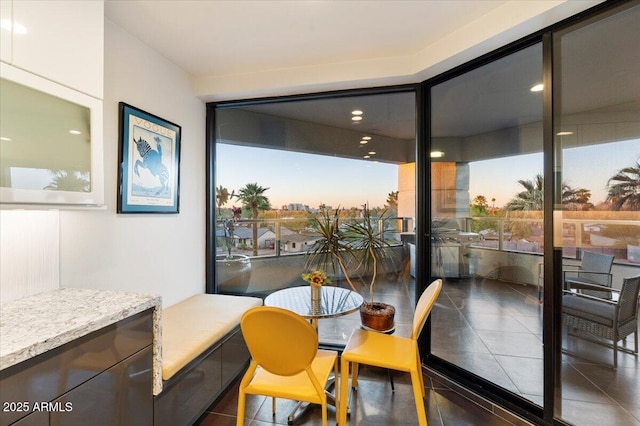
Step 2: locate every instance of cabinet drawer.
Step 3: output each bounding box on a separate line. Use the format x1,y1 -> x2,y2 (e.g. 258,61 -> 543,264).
50,346 -> 152,426
0,309 -> 153,426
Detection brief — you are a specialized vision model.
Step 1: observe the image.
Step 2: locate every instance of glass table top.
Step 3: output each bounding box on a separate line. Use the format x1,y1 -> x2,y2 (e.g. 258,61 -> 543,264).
264,285 -> 363,319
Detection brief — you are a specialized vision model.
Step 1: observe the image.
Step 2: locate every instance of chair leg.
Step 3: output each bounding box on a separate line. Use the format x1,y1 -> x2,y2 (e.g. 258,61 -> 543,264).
334,358 -> 340,419
321,398 -> 328,426
352,362 -> 359,389
272,397 -> 276,416
236,390 -> 247,426
410,366 -> 428,426
339,357 -> 350,426
415,351 -> 425,397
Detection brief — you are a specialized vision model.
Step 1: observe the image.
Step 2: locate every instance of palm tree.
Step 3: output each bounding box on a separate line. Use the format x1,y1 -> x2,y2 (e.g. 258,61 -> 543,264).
44,170 -> 90,192
236,183 -> 271,256
386,191 -> 398,210
215,185 -> 234,215
564,188 -> 593,211
506,174 -> 544,211
506,174 -> 592,211
607,160 -> 640,210
472,195 -> 489,209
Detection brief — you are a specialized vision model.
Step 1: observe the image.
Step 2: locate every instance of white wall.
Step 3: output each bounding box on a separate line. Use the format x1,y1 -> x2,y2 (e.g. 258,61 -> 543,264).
59,20 -> 206,308
0,210 -> 59,304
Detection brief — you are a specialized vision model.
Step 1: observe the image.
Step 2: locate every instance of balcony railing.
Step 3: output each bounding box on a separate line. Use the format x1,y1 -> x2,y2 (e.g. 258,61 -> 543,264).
216,215 -> 408,259
463,215 -> 639,265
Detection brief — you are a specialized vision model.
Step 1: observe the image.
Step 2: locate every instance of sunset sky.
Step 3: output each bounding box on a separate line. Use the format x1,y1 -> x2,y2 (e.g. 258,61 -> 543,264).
217,138 -> 637,210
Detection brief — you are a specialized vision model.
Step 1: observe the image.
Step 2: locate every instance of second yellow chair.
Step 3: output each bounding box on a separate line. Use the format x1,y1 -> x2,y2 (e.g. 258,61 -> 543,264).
338,279 -> 442,426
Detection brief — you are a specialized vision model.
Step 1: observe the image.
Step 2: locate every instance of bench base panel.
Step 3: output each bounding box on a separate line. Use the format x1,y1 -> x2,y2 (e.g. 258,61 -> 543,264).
153,326 -> 249,426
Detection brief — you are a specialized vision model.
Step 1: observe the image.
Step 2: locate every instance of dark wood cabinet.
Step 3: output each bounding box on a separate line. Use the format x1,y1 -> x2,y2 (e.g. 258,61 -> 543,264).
8,411 -> 47,426
0,310 -> 153,426
50,346 -> 152,426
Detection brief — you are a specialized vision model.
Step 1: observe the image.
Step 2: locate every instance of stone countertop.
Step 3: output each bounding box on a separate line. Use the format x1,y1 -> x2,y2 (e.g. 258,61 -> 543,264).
0,287 -> 163,395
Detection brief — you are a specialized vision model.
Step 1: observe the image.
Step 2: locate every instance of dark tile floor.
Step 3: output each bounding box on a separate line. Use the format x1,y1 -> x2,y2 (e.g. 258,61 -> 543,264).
196,366 -> 518,425
431,276 -> 640,426
197,274 -> 639,426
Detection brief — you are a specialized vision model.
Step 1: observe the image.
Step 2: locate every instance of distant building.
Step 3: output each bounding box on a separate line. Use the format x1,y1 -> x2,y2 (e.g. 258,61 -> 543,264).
281,233 -> 321,253
286,203 -> 308,211
231,226 -> 276,249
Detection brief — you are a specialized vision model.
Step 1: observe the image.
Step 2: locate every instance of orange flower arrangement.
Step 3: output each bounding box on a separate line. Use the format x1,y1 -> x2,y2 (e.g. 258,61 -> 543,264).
301,270 -> 331,288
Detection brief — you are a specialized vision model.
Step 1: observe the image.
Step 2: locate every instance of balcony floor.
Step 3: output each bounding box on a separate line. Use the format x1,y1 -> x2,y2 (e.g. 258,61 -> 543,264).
200,274 -> 639,425
432,276 -> 639,426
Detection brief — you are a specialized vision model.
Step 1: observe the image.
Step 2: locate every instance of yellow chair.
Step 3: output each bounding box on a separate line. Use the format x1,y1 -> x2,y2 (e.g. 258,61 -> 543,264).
237,306 -> 339,426
338,279 -> 442,426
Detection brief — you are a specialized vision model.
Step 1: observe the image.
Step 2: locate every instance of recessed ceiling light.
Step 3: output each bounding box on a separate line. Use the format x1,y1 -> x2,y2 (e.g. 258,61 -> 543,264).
69,130 -> 82,135
363,155 -> 370,159
530,83 -> 544,92
0,136 -> 11,142
368,151 -> 376,155
351,110 -> 363,115
359,140 -> 368,145
351,116 -> 362,121
362,136 -> 371,140
430,151 -> 445,158
556,131 -> 574,136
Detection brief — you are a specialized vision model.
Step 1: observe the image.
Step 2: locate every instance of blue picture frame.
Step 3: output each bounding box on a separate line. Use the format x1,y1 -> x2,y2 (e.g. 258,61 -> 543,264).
117,102 -> 181,213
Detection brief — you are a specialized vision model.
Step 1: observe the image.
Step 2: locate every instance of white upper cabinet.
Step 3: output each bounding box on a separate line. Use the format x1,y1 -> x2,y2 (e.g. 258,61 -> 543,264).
4,0 -> 103,99
0,1 -> 12,63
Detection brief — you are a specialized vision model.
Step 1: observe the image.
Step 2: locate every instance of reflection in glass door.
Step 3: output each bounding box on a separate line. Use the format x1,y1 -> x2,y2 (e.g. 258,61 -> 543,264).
554,3 -> 640,425
429,43 -> 545,406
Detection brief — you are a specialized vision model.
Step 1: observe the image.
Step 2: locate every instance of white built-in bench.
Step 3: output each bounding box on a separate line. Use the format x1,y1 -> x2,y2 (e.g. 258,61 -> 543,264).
154,294 -> 262,426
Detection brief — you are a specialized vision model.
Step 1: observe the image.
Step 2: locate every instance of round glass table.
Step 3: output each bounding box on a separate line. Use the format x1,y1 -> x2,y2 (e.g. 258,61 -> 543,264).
264,285 -> 363,325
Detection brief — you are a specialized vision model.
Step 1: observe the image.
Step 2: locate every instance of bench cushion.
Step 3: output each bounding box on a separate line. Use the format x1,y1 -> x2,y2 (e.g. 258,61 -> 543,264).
162,294 -> 262,381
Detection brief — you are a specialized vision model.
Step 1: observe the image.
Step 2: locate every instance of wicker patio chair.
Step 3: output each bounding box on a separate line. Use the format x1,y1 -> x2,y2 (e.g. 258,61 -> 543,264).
563,251 -> 614,299
562,275 -> 640,369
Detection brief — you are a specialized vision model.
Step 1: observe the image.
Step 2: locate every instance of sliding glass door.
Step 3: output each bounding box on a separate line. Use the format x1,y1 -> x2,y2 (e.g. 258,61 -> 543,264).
554,3 -> 640,425
429,42 -> 545,406
426,2 -> 639,424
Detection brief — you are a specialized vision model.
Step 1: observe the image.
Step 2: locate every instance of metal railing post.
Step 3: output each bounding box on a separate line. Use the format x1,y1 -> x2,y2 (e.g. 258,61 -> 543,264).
275,220 -> 281,257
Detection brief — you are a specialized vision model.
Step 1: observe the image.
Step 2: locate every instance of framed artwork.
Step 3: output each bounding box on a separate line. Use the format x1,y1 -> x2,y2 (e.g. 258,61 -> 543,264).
117,102 -> 181,213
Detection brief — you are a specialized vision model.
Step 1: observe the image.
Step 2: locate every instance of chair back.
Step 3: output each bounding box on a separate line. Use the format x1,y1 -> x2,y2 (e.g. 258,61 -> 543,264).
241,306 -> 318,376
618,275 -> 640,323
411,279 -> 443,340
580,251 -> 614,285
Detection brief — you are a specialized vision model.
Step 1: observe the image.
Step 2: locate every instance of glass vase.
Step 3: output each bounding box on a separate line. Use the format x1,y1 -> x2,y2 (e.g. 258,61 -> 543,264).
310,285 -> 321,314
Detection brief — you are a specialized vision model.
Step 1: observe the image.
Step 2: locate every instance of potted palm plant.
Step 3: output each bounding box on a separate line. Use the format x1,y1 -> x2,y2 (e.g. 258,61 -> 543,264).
305,205 -> 395,331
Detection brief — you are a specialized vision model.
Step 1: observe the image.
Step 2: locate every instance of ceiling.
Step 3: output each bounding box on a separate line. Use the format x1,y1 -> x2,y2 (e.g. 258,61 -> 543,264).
104,1 -> 510,81
104,1 -> 636,143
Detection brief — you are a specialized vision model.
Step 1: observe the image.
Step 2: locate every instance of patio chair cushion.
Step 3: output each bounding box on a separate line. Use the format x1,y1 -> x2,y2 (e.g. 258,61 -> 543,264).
562,294 -> 615,328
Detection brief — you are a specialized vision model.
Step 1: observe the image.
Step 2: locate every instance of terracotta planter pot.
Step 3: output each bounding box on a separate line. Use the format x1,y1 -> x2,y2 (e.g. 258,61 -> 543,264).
360,302 -> 395,332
